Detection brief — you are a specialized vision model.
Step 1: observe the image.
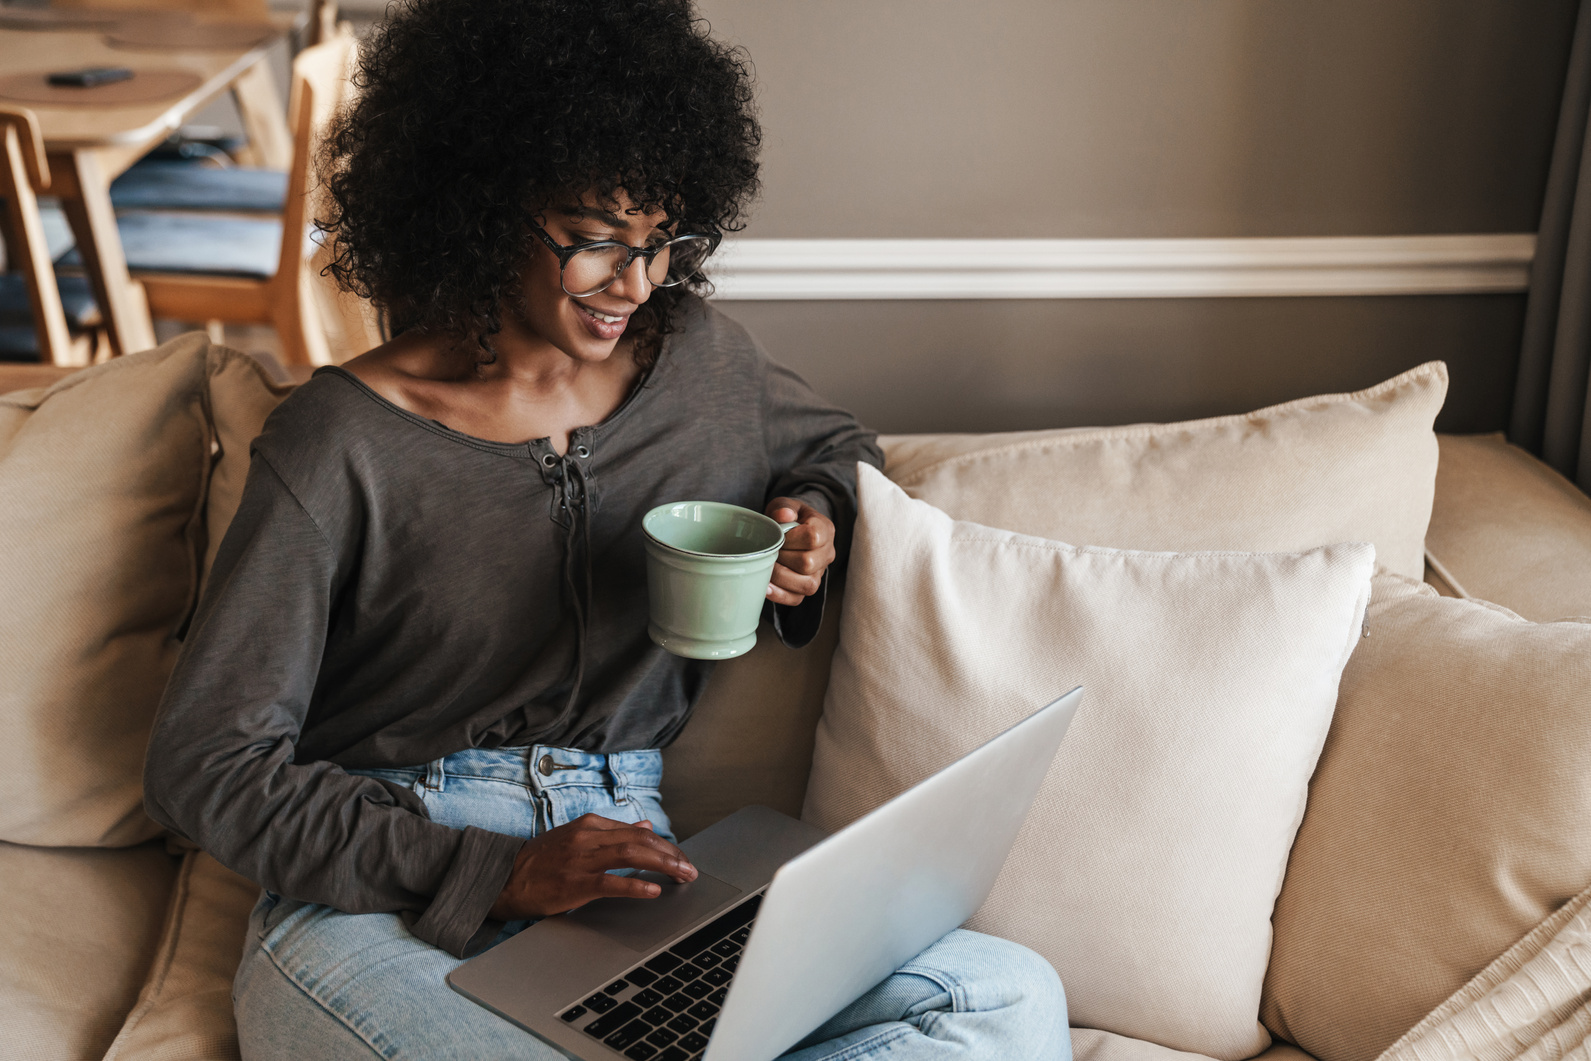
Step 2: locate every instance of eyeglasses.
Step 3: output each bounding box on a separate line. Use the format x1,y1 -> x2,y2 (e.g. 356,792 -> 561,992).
530,224 -> 720,298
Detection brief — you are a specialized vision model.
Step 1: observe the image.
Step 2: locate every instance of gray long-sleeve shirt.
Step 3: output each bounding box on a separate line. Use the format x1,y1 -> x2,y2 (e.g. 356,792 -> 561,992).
143,298 -> 883,957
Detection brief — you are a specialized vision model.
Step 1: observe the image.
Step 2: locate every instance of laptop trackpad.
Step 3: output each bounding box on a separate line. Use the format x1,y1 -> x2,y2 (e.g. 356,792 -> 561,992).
559,871 -> 743,952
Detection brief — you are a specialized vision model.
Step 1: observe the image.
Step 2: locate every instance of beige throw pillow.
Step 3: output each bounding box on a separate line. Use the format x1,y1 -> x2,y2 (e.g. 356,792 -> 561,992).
886,362 -> 1446,580
0,336 -> 287,847
0,338 -> 212,846
1261,574 -> 1591,1061
805,464 -> 1374,1060
204,346 -> 292,583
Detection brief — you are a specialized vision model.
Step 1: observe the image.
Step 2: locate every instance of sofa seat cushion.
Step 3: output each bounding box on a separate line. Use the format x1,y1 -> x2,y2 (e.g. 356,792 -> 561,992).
883,362 -> 1446,580
0,336 -> 287,847
0,840 -> 177,1061
1262,574 -> 1591,1061
1424,432 -> 1591,621
103,850 -> 259,1061
1072,1031 -> 1318,1061
806,464 -> 1374,1060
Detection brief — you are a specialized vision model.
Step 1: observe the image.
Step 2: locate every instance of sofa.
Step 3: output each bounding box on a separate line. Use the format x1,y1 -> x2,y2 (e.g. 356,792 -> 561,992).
2,335 -> 1589,1061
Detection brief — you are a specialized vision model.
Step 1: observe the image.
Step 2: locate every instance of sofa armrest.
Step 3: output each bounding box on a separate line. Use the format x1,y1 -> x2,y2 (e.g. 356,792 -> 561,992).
0,363 -> 81,394
1426,433 -> 1591,621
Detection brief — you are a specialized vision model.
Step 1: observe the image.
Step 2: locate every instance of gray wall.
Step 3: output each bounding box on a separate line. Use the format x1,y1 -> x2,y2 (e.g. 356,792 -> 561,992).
695,0 -> 1579,433
719,295 -> 1523,435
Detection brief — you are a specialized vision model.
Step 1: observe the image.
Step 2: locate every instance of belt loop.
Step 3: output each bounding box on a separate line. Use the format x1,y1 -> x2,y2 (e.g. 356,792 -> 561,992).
424,755 -> 446,793
612,755 -> 629,806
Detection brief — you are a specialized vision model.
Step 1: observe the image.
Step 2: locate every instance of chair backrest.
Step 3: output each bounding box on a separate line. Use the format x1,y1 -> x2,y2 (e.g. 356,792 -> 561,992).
0,108 -> 48,194
305,0 -> 340,48
286,28 -> 384,361
0,106 -> 73,364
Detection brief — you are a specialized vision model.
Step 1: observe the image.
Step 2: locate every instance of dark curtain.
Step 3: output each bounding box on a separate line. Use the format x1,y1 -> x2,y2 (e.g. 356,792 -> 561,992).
1512,0 -> 1591,494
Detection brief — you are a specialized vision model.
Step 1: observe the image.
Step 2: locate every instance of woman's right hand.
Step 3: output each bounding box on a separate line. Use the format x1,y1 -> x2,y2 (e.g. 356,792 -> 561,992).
488,813 -> 698,921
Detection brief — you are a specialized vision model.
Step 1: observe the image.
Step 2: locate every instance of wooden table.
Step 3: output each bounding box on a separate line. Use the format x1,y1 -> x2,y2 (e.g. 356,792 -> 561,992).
0,13 -> 294,358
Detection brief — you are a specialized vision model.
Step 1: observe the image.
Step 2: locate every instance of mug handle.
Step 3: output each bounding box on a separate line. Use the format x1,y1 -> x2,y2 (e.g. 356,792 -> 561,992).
777,521 -> 800,537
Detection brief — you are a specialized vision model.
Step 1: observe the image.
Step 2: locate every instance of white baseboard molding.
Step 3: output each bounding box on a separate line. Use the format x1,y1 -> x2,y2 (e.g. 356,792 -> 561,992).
705,233 -> 1536,300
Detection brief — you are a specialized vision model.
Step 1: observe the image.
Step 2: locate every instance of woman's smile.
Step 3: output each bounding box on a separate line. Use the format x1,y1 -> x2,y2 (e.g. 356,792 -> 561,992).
573,298 -> 632,341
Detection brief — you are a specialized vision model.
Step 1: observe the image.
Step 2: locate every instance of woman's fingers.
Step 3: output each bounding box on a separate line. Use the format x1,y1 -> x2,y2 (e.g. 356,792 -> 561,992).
769,562 -> 822,602
778,522 -> 830,556
763,503 -> 835,605
591,873 -> 667,900
572,812 -> 647,831
777,540 -> 831,575
586,835 -> 698,883
493,817 -> 702,919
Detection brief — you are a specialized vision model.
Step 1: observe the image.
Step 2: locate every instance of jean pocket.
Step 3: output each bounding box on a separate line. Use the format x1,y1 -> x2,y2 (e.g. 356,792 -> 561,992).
625,787 -> 675,843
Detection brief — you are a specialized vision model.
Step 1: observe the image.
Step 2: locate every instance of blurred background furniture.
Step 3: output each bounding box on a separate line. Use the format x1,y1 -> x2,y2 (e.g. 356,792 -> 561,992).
0,106 -> 104,363
0,3 -> 293,362
68,29 -> 361,365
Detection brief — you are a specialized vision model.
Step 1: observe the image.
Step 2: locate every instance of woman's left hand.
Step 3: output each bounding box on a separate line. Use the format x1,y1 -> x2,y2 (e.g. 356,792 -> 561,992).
765,497 -> 836,606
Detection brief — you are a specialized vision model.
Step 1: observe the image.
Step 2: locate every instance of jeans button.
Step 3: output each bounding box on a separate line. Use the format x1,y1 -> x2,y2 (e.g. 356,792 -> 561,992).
537,754 -> 555,777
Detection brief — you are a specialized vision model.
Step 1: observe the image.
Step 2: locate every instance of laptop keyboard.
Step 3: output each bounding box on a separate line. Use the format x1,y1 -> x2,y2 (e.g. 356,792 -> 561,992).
558,893 -> 762,1060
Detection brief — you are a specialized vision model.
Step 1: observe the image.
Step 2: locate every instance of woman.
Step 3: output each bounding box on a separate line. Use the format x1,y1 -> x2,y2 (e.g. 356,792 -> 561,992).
143,1 -> 1069,1058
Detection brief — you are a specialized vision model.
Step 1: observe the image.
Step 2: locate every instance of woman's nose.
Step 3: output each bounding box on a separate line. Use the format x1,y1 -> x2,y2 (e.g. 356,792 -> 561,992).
608,254 -> 653,303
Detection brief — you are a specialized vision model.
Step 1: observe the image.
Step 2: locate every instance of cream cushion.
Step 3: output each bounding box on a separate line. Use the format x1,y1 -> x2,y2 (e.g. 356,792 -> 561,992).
1424,432 -> 1591,621
805,464 -> 1374,1060
104,849 -> 260,1061
884,361 -> 1446,580
0,840 -> 177,1060
1261,574 -> 1591,1061
0,336 -> 287,848
664,363 -> 1447,841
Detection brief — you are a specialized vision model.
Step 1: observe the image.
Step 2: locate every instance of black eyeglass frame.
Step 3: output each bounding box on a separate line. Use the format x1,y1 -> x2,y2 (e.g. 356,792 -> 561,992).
529,223 -> 721,297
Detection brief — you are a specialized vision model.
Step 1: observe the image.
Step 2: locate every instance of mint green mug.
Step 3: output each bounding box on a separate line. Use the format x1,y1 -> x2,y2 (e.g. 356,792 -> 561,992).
642,501 -> 799,660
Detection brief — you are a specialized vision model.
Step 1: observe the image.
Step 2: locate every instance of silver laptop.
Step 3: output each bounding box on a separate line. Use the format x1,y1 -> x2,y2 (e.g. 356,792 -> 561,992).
448,687 -> 1082,1061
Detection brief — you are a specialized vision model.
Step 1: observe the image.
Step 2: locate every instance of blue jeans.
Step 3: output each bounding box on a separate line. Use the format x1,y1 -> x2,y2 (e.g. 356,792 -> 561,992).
233,746 -> 1071,1060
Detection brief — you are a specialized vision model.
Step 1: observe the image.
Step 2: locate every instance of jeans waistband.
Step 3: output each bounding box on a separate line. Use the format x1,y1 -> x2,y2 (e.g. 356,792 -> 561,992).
408,745 -> 662,795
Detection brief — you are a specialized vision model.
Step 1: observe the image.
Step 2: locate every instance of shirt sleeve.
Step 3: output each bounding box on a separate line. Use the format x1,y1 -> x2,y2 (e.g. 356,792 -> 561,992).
142,455 -> 523,958
760,355 -> 885,649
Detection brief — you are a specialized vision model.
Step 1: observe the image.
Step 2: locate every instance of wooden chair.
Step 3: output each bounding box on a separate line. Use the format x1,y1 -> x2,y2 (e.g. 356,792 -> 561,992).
305,0 -> 339,48
0,107 -> 105,365
123,30 -> 362,365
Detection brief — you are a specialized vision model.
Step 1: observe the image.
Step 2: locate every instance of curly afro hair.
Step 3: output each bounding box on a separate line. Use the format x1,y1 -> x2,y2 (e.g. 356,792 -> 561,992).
318,0 -> 761,365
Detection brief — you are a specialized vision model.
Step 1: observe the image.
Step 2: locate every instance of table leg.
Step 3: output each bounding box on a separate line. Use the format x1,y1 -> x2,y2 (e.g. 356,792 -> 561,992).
231,58 -> 292,170
52,148 -> 157,357
1,125 -> 75,365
